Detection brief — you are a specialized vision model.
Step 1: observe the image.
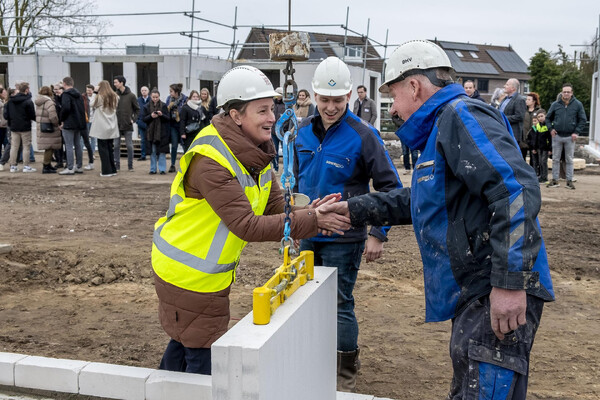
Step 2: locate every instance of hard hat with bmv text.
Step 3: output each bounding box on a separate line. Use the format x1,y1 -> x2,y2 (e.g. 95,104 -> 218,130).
217,65 -> 279,108
311,56 -> 353,97
379,40 -> 453,93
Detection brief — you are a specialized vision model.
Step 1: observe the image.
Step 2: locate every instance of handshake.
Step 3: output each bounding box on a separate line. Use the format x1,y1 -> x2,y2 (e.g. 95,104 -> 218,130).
310,193 -> 352,236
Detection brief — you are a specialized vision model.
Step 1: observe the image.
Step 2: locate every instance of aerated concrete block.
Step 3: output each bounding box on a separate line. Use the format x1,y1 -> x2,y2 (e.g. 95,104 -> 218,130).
79,362 -> 154,400
337,394 -> 375,400
146,370 -> 212,400
212,266 -> 337,400
0,244 -> 12,255
0,353 -> 28,385
14,356 -> 89,393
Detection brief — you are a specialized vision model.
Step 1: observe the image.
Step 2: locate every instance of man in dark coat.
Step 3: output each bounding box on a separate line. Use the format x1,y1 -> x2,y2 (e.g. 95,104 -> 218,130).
59,77 -> 87,175
137,86 -> 150,161
113,75 -> 140,171
499,78 -> 526,144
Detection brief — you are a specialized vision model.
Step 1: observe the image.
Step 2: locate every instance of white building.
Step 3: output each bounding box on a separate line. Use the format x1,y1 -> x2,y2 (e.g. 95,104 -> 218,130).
587,71 -> 600,158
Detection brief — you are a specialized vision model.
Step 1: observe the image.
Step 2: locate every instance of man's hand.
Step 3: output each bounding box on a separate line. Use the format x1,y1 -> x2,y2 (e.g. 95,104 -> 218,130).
310,193 -> 342,209
315,200 -> 350,236
551,129 -> 557,137
363,235 -> 384,262
489,287 -> 527,340
571,133 -> 578,142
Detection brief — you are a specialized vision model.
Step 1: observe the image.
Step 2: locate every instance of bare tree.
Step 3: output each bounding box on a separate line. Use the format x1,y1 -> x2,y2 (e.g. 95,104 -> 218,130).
0,0 -> 108,54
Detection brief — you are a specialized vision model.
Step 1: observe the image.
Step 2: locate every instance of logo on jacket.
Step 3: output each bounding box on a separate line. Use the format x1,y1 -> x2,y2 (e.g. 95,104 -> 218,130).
328,79 -> 337,87
326,160 -> 344,169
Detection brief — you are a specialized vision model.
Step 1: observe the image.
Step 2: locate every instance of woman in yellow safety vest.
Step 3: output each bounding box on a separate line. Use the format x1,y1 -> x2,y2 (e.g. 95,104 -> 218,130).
152,65 -> 350,375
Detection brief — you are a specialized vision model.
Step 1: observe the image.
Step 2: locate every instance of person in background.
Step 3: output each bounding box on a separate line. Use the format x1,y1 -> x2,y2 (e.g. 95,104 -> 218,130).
270,87 -> 285,172
523,92 -> 541,174
4,81 -> 36,173
352,85 -> 377,125
113,75 -> 140,172
143,89 -> 170,175
499,78 -> 526,149
0,87 -> 7,171
294,89 -> 315,123
546,83 -> 587,189
83,84 -> 97,166
78,84 -> 95,171
533,109 -> 552,184
52,83 -> 65,169
490,87 -> 505,109
137,86 -> 150,161
179,90 -> 204,152
463,80 -> 484,102
34,86 -> 61,174
165,83 -> 187,173
59,76 -> 87,175
89,81 -> 120,177
199,88 -> 213,124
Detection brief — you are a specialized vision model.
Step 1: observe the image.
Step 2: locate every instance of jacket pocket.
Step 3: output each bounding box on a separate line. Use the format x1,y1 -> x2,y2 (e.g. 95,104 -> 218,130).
323,152 -> 352,183
415,160 -> 434,183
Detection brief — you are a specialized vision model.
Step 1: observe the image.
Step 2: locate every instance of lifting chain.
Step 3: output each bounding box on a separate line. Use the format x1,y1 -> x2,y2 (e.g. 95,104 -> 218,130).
276,59 -> 299,255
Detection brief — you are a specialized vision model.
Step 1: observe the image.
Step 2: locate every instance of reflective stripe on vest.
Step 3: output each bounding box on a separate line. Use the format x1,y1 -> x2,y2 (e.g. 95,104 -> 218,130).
152,124 -> 272,292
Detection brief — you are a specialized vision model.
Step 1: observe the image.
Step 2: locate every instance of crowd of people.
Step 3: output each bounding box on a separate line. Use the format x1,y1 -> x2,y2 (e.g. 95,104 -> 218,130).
0,78 -> 218,177
464,78 -> 587,189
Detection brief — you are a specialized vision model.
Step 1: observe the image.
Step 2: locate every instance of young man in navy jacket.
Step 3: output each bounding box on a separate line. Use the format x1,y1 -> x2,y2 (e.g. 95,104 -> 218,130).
294,56 -> 401,392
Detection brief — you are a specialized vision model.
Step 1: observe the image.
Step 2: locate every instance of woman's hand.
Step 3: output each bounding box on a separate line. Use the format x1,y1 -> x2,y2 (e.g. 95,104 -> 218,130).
315,197 -> 350,236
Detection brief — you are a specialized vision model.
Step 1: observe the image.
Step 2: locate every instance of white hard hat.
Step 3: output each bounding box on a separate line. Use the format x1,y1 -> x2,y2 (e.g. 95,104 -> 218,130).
217,65 -> 279,108
379,40 -> 453,93
311,56 -> 353,96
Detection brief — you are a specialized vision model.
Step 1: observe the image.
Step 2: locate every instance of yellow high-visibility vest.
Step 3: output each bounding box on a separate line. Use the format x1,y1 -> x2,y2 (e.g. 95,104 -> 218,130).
152,124 -> 272,293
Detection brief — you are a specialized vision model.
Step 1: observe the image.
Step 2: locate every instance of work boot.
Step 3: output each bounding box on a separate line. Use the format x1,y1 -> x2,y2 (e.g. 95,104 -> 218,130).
42,164 -> 57,174
337,348 -> 360,392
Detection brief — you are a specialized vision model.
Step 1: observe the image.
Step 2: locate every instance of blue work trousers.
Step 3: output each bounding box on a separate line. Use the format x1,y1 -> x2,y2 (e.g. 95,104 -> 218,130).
447,294 -> 544,399
299,240 -> 365,352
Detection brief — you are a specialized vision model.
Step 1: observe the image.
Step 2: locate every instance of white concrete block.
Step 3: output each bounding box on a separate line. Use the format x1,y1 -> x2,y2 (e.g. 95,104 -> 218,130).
14,356 -> 88,393
0,353 -> 28,385
337,393 -> 375,400
79,362 -> 154,400
146,370 -> 212,400
0,244 -> 12,255
212,266 -> 338,400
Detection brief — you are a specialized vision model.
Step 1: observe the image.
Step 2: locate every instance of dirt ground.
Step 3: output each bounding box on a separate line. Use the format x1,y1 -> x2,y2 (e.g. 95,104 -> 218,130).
0,158 -> 599,400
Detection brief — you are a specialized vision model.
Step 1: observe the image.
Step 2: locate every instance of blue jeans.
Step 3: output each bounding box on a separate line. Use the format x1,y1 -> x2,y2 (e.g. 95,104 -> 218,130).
150,143 -> 167,173
159,339 -> 211,375
401,142 -> 419,170
552,135 -> 574,181
299,240 -> 365,352
62,129 -> 83,170
138,127 -> 147,158
169,125 -> 180,167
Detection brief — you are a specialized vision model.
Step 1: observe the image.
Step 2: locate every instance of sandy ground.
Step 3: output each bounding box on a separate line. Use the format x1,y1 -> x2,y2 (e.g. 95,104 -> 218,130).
0,158 -> 599,400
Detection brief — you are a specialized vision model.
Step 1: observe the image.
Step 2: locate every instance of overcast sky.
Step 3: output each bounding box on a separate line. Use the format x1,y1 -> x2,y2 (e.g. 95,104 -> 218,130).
93,0 -> 600,63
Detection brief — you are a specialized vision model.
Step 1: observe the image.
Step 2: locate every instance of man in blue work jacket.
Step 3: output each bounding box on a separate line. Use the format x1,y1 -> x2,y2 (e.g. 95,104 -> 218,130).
294,56 -> 401,392
324,40 -> 554,399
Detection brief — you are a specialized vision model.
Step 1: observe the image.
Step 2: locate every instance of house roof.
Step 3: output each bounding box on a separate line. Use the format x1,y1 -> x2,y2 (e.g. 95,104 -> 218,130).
236,27 -> 384,73
434,40 -> 530,80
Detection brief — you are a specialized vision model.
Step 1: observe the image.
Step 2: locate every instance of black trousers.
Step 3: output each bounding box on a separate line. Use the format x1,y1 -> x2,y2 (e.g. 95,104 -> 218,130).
159,339 -> 211,375
97,139 -> 116,175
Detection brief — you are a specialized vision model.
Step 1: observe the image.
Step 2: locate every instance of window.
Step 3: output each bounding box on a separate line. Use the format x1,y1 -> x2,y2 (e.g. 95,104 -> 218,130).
523,81 -> 530,93
454,50 -> 464,58
345,46 -> 363,59
469,51 -> 479,59
477,79 -> 489,93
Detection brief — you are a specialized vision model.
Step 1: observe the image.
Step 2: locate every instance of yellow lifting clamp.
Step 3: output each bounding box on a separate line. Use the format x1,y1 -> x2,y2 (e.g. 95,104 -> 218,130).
252,246 -> 314,325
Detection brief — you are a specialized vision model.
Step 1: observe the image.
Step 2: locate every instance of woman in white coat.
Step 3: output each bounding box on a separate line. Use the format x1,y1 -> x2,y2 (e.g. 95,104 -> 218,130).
89,81 -> 120,177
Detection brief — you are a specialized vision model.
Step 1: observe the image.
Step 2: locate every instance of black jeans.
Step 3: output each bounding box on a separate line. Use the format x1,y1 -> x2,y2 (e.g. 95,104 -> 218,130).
97,139 -> 116,175
159,339 -> 211,375
447,294 -> 544,399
